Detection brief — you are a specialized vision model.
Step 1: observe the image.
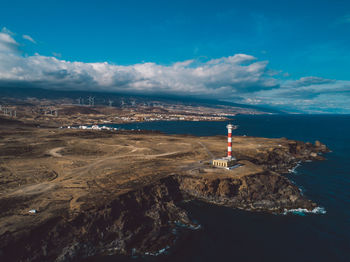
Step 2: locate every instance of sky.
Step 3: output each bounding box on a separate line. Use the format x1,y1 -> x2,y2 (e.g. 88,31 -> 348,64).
0,0 -> 349,113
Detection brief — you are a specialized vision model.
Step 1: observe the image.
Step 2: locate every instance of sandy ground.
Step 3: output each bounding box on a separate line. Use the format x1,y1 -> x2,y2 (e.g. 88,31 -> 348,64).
0,125 -> 292,237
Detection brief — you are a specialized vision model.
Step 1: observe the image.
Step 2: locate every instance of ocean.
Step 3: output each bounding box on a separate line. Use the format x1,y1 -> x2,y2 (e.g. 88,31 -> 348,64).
89,115 -> 350,262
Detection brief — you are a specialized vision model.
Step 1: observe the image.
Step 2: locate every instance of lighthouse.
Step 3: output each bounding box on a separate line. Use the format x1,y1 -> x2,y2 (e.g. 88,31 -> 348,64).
227,123 -> 234,159
212,123 -> 237,169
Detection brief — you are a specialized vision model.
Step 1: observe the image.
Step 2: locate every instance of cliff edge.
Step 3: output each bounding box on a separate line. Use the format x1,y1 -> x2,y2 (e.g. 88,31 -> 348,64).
0,127 -> 329,261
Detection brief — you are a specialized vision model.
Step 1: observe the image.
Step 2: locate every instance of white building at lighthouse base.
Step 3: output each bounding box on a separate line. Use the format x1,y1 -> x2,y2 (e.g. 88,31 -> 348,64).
212,156 -> 237,169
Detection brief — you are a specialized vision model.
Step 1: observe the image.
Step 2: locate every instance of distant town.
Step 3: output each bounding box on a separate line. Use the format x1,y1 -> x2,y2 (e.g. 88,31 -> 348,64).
0,93 -> 272,127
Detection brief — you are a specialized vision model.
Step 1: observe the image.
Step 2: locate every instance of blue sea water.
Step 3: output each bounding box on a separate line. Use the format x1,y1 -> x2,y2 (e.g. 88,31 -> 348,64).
89,115 -> 350,262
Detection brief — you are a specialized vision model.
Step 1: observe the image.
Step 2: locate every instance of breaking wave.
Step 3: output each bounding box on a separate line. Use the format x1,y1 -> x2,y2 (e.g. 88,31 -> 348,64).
288,161 -> 301,174
143,246 -> 170,256
174,220 -> 202,230
283,206 -> 326,216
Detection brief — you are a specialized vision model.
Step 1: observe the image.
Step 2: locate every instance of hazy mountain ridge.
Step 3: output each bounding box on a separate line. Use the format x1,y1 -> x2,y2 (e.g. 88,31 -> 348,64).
0,86 -> 283,114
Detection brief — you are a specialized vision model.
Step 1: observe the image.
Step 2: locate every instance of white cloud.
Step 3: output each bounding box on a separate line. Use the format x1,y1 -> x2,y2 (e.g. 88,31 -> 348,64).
52,52 -> 62,58
0,27 -> 19,53
0,30 -> 278,97
1,27 -> 15,35
22,34 -> 36,44
0,28 -> 349,113
243,76 -> 350,113
291,76 -> 335,87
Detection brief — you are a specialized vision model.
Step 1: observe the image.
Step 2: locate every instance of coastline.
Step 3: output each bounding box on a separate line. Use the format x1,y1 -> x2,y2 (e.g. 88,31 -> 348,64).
0,120 -> 330,261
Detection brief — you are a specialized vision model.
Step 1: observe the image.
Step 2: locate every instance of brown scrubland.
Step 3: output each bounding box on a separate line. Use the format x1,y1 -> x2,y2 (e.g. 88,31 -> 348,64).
0,116 -> 328,261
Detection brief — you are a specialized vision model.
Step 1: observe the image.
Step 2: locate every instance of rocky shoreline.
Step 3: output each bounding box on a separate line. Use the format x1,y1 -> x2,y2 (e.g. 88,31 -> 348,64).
0,134 -> 329,261
178,171 -> 317,213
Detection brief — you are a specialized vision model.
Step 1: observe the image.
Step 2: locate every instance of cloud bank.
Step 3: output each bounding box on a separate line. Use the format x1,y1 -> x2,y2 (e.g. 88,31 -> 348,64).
0,27 -> 349,113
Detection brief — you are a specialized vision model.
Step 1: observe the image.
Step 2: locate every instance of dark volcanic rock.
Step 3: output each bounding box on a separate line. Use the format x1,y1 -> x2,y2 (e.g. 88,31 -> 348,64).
0,177 -> 193,262
177,172 -> 316,213
242,140 -> 330,173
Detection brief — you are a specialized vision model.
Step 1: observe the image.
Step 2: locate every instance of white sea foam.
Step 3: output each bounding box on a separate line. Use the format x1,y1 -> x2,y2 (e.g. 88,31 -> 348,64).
288,162 -> 301,174
298,186 -> 306,196
174,221 -> 202,230
144,246 -> 170,256
283,206 -> 326,216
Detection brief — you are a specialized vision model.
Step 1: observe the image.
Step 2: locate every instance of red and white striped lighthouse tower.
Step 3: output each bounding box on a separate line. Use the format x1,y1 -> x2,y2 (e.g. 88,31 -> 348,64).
212,123 -> 237,168
226,123 -> 234,158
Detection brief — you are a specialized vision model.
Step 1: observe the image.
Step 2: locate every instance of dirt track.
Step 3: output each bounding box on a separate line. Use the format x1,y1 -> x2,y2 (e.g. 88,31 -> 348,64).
0,125 -> 305,239
48,147 -> 64,157
0,116 -> 331,262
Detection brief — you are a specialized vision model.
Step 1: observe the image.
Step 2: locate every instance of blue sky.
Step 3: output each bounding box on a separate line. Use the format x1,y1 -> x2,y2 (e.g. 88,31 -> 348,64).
0,0 -> 349,113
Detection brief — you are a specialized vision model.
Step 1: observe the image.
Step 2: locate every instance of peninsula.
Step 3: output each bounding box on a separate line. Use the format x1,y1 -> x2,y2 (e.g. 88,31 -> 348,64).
0,116 -> 329,261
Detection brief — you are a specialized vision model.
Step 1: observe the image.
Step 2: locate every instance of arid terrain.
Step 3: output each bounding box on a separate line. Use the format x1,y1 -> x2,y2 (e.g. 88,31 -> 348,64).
0,117 -> 328,261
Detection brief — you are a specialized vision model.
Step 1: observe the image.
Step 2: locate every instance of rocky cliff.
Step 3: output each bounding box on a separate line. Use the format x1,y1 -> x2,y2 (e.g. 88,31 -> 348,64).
1,176 -> 193,261
233,139 -> 329,174
0,137 -> 329,261
177,171 -> 316,212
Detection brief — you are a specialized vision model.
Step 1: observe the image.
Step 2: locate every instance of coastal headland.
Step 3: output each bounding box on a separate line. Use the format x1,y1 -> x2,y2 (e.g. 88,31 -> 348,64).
0,117 -> 329,261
